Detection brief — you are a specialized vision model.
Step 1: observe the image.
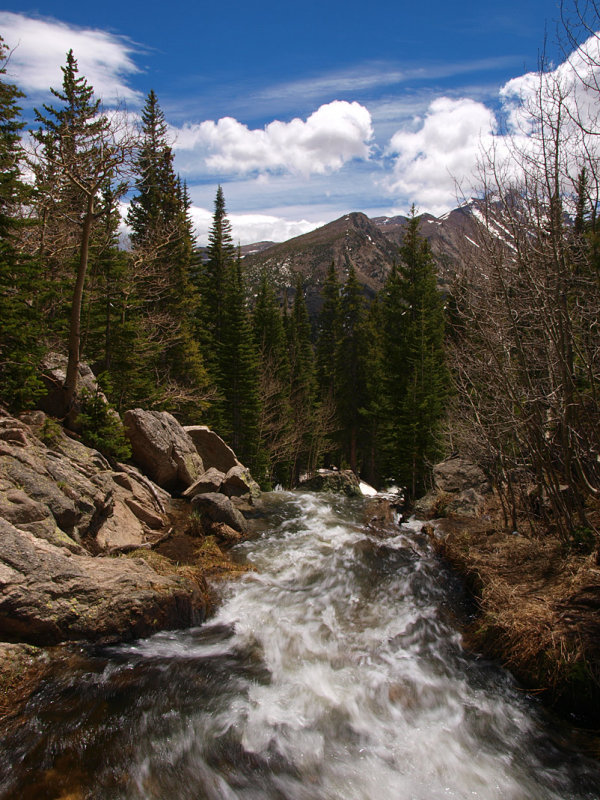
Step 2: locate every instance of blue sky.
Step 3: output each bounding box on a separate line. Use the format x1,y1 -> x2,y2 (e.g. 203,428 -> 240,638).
0,1 -> 587,243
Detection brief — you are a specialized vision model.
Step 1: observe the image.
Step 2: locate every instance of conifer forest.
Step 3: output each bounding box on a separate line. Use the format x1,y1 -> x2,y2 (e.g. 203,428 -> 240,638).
1,30 -> 600,538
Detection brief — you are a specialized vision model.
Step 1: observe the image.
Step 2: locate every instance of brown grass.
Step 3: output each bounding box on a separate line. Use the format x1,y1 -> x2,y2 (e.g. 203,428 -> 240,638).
434,510 -> 600,724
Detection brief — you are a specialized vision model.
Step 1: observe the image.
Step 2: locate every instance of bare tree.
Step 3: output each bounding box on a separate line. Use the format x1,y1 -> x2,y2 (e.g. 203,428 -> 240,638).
451,30 -> 600,539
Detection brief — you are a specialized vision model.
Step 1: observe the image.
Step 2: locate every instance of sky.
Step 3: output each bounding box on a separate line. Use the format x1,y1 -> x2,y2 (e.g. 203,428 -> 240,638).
0,0 -> 592,244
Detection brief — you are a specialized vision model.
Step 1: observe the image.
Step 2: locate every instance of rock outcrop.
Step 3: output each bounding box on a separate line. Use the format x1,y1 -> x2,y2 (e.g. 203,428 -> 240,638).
0,403 -> 258,656
433,457 -> 490,494
0,518 -> 204,645
123,409 -> 204,491
0,410 -> 170,552
182,467 -> 226,499
221,465 -> 261,500
414,456 -> 491,519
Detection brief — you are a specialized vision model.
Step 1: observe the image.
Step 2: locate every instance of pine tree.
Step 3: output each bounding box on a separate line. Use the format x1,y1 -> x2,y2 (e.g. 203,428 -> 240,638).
287,275 -> 319,480
253,272 -> 293,485
315,261 -> 341,400
380,210 -> 448,496
335,266 -> 368,472
0,37 -> 44,409
219,255 -> 265,476
126,91 -> 209,417
33,50 -> 132,418
202,185 -> 236,348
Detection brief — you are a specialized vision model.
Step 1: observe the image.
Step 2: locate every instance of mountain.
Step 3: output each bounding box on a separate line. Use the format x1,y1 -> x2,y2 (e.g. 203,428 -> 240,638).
372,204 -> 486,274
241,199 -> 515,316
242,212 -> 398,316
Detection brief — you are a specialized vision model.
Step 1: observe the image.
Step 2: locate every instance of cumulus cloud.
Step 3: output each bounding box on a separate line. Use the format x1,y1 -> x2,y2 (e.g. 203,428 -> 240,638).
500,31 -> 600,135
384,97 -> 498,213
384,30 -> 600,213
171,101 -> 373,177
0,11 -> 142,105
189,206 -> 322,245
120,202 -> 321,247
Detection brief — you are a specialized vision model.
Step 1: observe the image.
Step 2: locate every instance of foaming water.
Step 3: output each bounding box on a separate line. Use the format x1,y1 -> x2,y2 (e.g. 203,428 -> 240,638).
1,491 -> 599,799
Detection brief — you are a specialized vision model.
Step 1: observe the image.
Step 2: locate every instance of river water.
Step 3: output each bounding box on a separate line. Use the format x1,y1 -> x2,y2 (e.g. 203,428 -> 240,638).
1,490 -> 599,799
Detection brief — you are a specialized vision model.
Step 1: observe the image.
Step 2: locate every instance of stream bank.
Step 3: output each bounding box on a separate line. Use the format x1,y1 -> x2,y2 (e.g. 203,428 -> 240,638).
415,457 -> 600,730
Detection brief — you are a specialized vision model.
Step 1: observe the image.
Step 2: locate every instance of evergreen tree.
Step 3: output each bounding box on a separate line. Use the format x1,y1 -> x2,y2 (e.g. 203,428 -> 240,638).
219,254 -> 265,476
0,37 -> 44,409
202,185 -> 236,348
33,50 -> 131,418
315,261 -> 341,400
361,295 -> 386,486
126,91 -> 209,417
287,275 -> 319,480
380,210 -> 448,496
253,272 -> 293,485
335,266 -> 368,472
127,91 -> 175,251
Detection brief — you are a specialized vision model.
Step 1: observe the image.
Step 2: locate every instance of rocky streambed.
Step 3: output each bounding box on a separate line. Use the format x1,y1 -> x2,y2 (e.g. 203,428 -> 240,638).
0,405 -> 261,721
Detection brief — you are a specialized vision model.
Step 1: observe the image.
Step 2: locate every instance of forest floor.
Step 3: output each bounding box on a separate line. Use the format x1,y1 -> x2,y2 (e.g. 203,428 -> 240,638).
431,495 -> 600,740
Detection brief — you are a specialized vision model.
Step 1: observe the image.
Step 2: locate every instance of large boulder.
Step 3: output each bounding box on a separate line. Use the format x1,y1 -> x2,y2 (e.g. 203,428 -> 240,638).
184,426 -> 239,473
299,469 -> 362,497
37,352 -> 107,421
123,409 -> 204,491
191,492 -> 248,534
221,465 -> 261,500
433,457 -> 490,494
182,467 -> 226,499
0,409 -> 169,553
0,518 -> 205,645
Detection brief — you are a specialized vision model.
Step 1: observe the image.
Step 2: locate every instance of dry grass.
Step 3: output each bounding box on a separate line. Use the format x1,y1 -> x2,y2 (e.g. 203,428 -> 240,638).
434,511 -> 600,723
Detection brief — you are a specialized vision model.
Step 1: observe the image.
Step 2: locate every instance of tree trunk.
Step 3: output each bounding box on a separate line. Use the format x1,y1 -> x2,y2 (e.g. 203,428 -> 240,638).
64,196 -> 94,423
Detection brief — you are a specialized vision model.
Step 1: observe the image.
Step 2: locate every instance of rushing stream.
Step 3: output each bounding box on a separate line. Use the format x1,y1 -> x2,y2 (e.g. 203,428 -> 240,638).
1,490 -> 600,799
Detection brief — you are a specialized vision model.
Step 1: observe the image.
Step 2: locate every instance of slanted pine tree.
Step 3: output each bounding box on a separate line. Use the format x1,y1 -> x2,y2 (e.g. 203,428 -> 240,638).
0,37 -> 44,409
33,50 -> 132,418
380,210 -> 448,496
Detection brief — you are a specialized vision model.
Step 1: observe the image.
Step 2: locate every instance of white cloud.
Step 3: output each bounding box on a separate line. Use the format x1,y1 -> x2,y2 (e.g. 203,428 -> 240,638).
383,31 -> 600,213
384,97 -> 498,213
500,31 -> 600,137
120,201 -> 322,247
171,101 -> 373,177
189,206 -> 323,246
0,11 -> 142,105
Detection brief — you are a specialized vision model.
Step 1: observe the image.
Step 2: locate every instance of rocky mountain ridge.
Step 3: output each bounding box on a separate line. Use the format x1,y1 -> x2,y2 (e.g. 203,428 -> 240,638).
241,199 -> 509,313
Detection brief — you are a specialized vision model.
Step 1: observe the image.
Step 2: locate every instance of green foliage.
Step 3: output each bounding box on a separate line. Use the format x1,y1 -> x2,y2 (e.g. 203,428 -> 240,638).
76,378 -> 132,461
124,92 -> 210,418
335,266 -> 369,472
379,210 -> 449,497
0,37 -> 45,410
315,261 -> 341,399
40,417 -> 63,447
253,272 -> 293,485
219,257 -> 266,478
